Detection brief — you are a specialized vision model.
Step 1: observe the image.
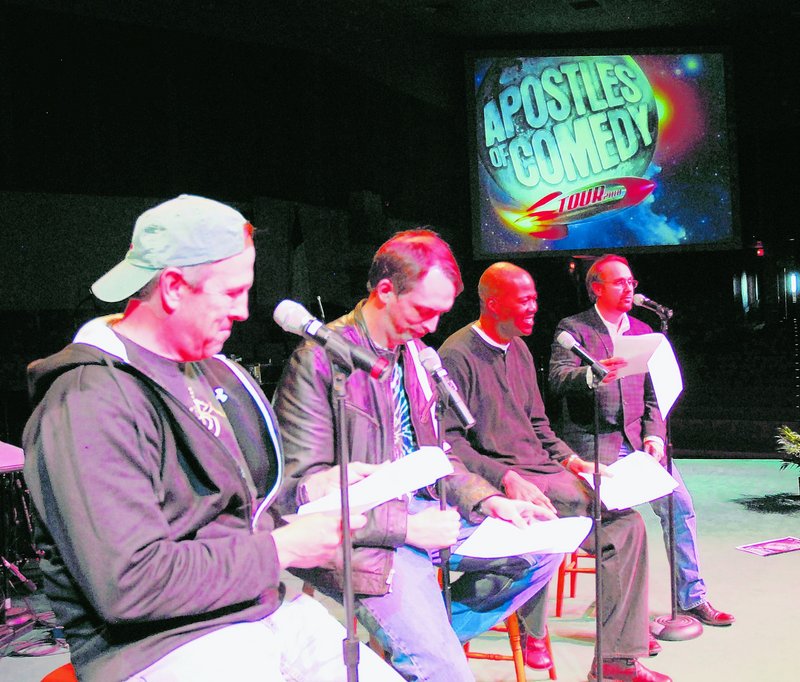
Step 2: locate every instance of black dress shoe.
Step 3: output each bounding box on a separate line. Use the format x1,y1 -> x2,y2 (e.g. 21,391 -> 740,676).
648,634 -> 662,656
680,601 -> 735,626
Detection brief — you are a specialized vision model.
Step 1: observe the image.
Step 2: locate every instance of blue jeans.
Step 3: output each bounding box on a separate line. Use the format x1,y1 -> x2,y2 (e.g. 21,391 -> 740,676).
649,462 -> 707,610
352,498 -> 561,681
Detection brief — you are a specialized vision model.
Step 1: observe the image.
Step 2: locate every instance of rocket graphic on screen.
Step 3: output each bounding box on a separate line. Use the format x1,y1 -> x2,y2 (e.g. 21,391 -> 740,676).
509,176 -> 657,240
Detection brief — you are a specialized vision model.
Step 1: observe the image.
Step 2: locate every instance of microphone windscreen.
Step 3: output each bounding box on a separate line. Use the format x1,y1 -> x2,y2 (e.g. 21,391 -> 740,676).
632,293 -> 646,307
556,330 -> 578,350
273,300 -> 313,334
418,346 -> 443,373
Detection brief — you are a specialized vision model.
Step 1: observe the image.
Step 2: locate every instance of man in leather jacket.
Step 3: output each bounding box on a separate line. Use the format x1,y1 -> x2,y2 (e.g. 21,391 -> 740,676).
273,229 -> 562,682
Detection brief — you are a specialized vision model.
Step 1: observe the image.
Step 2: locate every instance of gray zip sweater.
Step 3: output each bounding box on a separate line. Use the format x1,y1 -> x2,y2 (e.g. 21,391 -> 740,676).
23,317 -> 285,681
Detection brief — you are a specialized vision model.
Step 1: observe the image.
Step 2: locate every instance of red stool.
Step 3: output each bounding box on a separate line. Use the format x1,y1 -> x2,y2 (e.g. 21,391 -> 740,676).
555,550 -> 596,617
41,663 -> 78,682
464,613 -> 557,681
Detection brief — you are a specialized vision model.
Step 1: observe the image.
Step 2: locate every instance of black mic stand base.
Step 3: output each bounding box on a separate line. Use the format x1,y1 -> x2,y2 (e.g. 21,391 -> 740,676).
650,614 -> 703,641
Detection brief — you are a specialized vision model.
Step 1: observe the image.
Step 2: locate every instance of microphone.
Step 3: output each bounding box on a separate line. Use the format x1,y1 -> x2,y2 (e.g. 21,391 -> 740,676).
556,331 -> 609,380
418,347 -> 476,429
2,556 -> 37,593
633,293 -> 673,319
273,300 -> 390,380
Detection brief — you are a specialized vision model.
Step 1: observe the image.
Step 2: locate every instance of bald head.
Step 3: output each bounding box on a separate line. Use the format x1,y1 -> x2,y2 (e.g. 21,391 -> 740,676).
479,262 -> 532,308
478,262 -> 538,342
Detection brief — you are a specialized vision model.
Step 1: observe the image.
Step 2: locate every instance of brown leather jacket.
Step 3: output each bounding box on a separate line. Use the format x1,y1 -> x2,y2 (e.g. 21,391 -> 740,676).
273,301 -> 498,596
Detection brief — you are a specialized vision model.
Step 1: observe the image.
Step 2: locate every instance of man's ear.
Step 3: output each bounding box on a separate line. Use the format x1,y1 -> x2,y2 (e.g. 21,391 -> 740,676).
159,268 -> 186,312
590,281 -> 603,300
373,278 -> 396,303
485,296 -> 499,316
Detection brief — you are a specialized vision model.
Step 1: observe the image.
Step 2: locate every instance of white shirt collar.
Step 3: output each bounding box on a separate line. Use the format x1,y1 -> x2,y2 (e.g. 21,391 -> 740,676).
471,324 -> 510,352
594,304 -> 630,339
73,314 -> 129,361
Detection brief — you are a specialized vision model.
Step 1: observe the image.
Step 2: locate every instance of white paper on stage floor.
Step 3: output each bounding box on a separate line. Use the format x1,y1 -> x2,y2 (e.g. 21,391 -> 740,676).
296,446 -> 453,516
612,333 -> 683,418
453,516 -> 593,558
579,450 -> 678,510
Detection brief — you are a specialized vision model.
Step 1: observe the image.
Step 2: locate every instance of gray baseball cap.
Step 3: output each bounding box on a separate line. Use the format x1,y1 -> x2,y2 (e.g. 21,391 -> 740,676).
91,194 -> 249,302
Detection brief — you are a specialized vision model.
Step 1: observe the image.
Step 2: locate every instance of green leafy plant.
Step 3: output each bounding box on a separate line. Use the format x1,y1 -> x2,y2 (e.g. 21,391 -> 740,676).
775,425 -> 800,470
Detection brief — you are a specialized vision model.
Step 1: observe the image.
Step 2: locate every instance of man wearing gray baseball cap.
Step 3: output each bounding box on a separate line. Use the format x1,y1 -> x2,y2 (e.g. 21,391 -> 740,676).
23,195 -> 400,681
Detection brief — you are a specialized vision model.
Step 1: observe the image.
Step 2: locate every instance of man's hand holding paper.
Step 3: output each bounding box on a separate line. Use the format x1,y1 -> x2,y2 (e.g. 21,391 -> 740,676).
564,454 -> 613,478
599,356 -> 628,383
643,438 -> 665,462
481,495 -> 558,528
501,469 -> 558,514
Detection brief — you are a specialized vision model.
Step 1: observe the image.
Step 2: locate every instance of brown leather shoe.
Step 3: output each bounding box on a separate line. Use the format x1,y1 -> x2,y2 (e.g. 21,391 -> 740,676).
588,658 -> 672,682
523,634 -> 553,670
648,634 -> 662,656
680,601 -> 735,626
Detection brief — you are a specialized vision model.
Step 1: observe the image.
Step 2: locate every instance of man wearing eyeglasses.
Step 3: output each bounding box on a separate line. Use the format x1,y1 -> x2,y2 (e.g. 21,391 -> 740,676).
549,254 -> 735,636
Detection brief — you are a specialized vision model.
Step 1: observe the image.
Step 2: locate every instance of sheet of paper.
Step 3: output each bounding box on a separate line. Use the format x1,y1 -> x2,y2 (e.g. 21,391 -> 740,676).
612,333 -> 683,418
297,446 -> 453,516
736,536 -> 800,556
612,333 -> 661,378
453,516 -> 593,558
579,450 -> 678,510
646,337 -> 683,418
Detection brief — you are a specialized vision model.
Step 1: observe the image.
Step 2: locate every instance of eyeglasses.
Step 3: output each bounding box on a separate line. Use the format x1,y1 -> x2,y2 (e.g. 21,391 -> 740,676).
600,278 -> 638,289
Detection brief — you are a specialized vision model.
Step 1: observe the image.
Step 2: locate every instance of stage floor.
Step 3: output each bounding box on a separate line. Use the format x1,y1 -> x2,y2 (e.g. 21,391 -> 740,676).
3,458 -> 799,681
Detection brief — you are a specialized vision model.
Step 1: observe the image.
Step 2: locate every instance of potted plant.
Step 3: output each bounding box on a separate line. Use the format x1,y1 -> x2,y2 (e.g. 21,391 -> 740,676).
775,425 -> 800,493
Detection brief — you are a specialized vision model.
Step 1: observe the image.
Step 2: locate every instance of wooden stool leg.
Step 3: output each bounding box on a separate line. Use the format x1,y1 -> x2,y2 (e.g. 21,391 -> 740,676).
505,613 -> 526,682
569,551 -> 579,597
545,627 -> 557,680
555,554 -> 566,617
368,634 -> 387,660
463,611 -> 556,680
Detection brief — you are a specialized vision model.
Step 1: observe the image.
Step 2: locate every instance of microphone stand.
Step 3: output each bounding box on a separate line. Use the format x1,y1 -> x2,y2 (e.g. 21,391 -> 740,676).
649,312 -> 702,642
332,366 -> 360,682
434,397 -> 453,621
589,373 -> 604,682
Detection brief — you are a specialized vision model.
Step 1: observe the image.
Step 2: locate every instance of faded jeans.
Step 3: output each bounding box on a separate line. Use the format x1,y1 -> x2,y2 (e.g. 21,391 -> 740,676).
348,496 -> 562,682
648,462 -> 707,609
